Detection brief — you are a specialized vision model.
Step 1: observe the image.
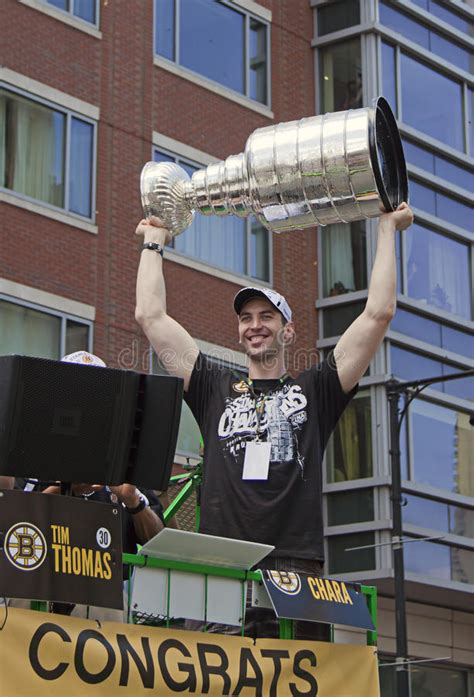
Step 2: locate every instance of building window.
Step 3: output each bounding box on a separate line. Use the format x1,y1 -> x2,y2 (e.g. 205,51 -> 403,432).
154,0 -> 270,105
402,138 -> 473,192
326,390 -> 373,482
391,345 -> 473,402
153,148 -> 270,281
327,531 -> 375,574
401,222 -> 472,320
404,494 -> 474,541
381,41 -> 472,154
402,399 -> 474,496
0,87 -> 95,219
391,307 -> 473,360
44,0 -> 98,25
409,179 -> 473,233
0,297 -> 91,359
327,488 -> 374,526
404,536 -> 474,585
321,221 -> 367,297
410,0 -> 474,36
322,301 -> 365,338
379,2 -> 473,72
316,0 -> 360,36
319,38 -> 362,112
380,657 -> 471,697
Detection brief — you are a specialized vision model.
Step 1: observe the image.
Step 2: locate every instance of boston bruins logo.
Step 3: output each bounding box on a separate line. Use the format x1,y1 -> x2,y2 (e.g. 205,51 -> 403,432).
268,570 -> 302,595
232,380 -> 250,394
5,522 -> 47,571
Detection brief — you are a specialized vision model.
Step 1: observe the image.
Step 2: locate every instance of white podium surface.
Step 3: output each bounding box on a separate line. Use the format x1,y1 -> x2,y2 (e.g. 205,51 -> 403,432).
131,530 -> 274,625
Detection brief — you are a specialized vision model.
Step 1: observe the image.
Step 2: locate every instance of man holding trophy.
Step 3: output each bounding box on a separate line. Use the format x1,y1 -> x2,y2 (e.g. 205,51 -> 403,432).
135,99 -> 413,639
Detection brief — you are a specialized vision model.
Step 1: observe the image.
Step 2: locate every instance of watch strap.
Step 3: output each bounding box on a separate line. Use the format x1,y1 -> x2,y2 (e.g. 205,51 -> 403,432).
142,242 -> 164,257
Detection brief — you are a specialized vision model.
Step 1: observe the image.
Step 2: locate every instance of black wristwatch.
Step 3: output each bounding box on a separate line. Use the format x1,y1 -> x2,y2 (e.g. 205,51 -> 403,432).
125,493 -> 148,515
142,242 -> 164,257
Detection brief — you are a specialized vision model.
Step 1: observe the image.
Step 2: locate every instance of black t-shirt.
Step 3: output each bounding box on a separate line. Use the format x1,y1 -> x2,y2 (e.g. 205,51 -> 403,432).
185,353 -> 357,561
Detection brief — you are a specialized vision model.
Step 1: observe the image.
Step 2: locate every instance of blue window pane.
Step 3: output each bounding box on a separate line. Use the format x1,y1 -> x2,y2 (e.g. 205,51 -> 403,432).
409,179 -> 436,214
406,223 -> 471,320
180,0 -> 245,94
410,401 -> 474,492
404,495 -> 450,532
404,538 -> 450,580
380,2 -> 429,48
249,19 -> 267,104
436,193 -> 474,233
441,363 -> 473,401
154,0 -> 174,60
429,0 -> 472,36
174,214 -> 246,275
48,0 -> 68,10
441,325 -> 474,360
381,42 -> 397,115
74,0 -> 96,23
153,150 -> 174,164
402,139 -> 434,173
391,346 -> 474,402
434,156 -> 474,192
391,309 -> 441,345
69,117 -> 93,217
401,53 -> 464,151
429,31 -> 472,72
391,345 -> 442,382
469,89 -> 474,158
395,231 -> 402,293
250,219 -> 269,281
391,309 -> 473,359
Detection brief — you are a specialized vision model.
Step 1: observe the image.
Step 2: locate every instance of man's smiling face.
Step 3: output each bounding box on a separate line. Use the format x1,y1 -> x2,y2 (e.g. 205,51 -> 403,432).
238,297 -> 293,361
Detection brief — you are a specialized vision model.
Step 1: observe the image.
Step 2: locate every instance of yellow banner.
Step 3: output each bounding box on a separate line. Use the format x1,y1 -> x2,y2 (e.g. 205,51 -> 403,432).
0,608 -> 380,696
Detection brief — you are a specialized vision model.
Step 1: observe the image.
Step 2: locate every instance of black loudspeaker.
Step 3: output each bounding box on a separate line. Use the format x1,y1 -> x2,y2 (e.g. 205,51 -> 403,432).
0,355 -> 183,490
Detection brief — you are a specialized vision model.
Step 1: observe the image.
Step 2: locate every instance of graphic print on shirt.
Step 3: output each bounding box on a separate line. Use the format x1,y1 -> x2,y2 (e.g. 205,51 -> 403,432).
217,384 -> 308,467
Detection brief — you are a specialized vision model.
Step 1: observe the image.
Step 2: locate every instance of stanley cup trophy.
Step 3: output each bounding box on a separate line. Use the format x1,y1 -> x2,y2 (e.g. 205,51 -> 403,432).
140,97 -> 408,236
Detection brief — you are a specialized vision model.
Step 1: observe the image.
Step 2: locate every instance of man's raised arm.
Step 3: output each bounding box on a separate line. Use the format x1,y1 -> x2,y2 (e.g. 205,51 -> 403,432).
135,218 -> 199,391
334,203 -> 414,394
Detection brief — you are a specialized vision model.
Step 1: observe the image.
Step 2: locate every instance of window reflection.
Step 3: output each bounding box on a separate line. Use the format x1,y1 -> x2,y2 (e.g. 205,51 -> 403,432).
380,2 -> 473,72
154,0 -> 269,105
405,223 -> 471,320
404,537 -> 474,585
404,494 -> 474,540
0,300 -> 61,359
381,42 -> 397,115
402,138 -> 474,192
320,39 -> 362,113
404,399 -> 474,496
181,0 -> 245,94
391,309 -> 473,360
317,0 -> 360,36
400,53 -> 464,151
323,301 -> 365,337
327,488 -> 374,526
321,221 -> 367,297
390,346 -> 473,401
326,390 -> 372,482
327,532 -> 375,574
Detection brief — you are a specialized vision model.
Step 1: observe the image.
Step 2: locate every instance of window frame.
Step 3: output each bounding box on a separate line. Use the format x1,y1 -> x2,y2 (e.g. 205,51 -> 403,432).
153,0 -> 272,107
0,83 -> 98,223
41,0 -> 100,27
152,144 -> 273,283
0,293 -> 93,359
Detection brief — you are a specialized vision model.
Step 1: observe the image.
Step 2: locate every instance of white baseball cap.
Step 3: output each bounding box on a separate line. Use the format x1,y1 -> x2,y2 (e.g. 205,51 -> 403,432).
233,287 -> 292,323
61,351 -> 107,367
